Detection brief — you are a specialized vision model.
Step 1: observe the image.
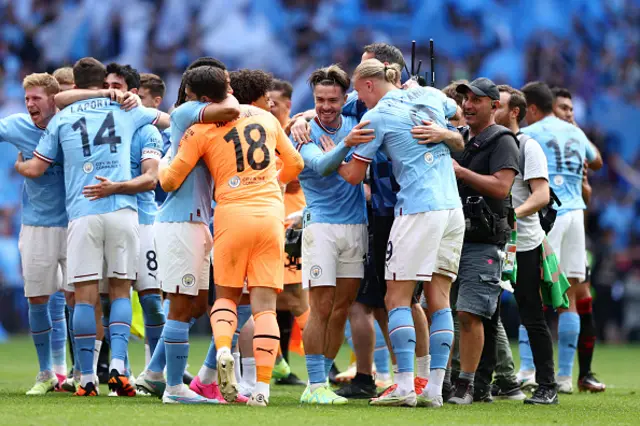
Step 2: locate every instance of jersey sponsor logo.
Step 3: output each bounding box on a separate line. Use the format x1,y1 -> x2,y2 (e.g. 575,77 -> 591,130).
83,162 -> 94,174
228,176 -> 241,188
553,175 -> 564,186
309,265 -> 322,279
182,273 -> 195,287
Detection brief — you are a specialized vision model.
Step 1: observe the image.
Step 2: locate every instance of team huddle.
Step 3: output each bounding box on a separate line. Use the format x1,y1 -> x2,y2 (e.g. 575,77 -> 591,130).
3,41 -> 605,407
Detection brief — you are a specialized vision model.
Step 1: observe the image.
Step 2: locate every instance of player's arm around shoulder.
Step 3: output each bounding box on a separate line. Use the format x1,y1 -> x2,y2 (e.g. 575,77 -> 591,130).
338,112 -> 380,185
158,124 -> 208,192
82,125 -> 163,200
16,116 -> 60,178
201,95 -> 240,123
275,118 -> 304,184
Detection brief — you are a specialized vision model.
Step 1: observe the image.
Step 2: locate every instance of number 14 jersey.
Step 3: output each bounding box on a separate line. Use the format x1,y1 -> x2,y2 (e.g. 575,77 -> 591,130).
521,115 -> 596,215
159,105 -> 304,218
35,98 -> 159,220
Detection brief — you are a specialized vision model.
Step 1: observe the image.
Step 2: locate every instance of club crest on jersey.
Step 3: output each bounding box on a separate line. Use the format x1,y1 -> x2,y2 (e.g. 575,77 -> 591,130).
229,176 -> 241,188
182,274 -> 195,287
424,152 -> 434,164
310,265 -> 322,279
553,175 -> 564,186
83,162 -> 94,174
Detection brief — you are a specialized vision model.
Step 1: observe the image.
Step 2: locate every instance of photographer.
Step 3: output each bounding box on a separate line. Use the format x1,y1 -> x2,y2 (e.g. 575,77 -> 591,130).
448,78 -> 519,405
494,85 -> 558,405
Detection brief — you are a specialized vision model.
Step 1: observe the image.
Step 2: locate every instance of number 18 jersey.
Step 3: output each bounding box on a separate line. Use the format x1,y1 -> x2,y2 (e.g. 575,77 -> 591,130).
159,106 -> 303,219
35,98 -> 159,220
521,115 -> 596,215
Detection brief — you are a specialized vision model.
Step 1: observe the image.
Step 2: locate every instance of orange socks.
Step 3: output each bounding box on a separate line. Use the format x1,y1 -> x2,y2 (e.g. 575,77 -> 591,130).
210,298 -> 237,350
253,310 -> 280,384
295,308 -> 310,332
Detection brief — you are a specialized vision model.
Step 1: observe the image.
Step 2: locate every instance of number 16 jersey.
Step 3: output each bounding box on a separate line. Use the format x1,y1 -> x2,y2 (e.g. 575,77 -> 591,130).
521,115 -> 596,215
159,105 -> 304,219
35,98 -> 159,220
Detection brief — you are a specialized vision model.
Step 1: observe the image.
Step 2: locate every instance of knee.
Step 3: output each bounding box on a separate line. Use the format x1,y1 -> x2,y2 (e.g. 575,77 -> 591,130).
457,311 -> 477,331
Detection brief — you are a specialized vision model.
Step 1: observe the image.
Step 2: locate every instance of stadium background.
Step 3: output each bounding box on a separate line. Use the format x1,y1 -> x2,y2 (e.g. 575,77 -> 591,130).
0,0 -> 638,343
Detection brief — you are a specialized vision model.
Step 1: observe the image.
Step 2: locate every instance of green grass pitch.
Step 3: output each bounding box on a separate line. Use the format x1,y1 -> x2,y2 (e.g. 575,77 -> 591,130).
0,336 -> 639,425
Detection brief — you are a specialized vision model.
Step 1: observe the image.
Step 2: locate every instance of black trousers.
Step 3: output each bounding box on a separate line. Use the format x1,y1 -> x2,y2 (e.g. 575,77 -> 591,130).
514,246 -> 556,388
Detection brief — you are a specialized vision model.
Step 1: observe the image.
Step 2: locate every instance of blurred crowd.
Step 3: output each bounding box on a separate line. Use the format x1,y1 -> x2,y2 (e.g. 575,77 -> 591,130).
0,0 -> 639,341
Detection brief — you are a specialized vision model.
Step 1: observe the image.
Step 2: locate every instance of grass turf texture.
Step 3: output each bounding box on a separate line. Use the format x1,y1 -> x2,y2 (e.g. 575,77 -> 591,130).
0,337 -> 639,425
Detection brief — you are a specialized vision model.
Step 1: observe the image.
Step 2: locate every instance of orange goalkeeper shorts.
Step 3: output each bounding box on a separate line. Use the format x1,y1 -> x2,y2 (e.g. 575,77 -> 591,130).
214,213 -> 284,291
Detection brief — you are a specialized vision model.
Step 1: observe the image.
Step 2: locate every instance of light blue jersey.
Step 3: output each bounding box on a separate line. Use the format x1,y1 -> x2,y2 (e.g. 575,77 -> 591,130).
35,98 -> 159,221
521,115 -> 596,215
0,114 -> 67,227
295,115 -> 367,226
156,101 -> 212,225
353,87 -> 461,216
131,124 -> 163,225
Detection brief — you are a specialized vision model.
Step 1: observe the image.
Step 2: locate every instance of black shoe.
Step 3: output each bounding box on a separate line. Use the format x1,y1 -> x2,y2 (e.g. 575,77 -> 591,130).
328,363 -> 341,385
578,372 -> 606,393
524,385 -> 558,405
182,370 -> 194,386
96,362 -> 110,385
443,380 -> 453,402
473,385 -> 493,403
492,381 -> 527,400
335,374 -> 377,399
275,372 -> 305,386
448,378 -> 473,405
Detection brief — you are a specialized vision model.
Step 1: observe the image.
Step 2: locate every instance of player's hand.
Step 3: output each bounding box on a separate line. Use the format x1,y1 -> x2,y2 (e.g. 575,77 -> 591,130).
104,88 -> 125,103
412,120 -> 446,144
452,159 -> 464,178
402,78 -> 421,90
290,117 -> 312,144
319,135 -> 336,152
120,92 -> 142,111
14,152 -> 25,172
82,176 -> 118,201
344,120 -> 374,147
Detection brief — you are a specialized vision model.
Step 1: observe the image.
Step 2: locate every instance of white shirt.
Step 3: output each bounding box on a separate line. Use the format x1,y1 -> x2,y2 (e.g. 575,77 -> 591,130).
513,134 -> 548,252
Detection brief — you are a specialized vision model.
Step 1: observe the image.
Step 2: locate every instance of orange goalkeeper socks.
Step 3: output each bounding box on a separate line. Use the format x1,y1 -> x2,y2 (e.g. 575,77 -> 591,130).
253,310 -> 280,384
210,298 -> 237,350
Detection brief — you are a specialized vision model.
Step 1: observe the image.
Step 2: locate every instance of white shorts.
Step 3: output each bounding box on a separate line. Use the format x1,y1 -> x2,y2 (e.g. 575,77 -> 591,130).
302,223 -> 368,289
67,209 -> 139,286
155,221 -> 212,296
385,208 -> 465,282
19,225 -> 67,298
547,209 -> 586,281
98,224 -> 158,294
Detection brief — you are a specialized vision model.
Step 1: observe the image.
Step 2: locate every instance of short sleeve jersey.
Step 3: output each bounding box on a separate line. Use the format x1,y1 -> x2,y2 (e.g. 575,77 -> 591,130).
521,115 -> 596,215
131,124 -> 163,225
353,87 -> 461,216
0,113 -> 67,227
34,98 -> 159,220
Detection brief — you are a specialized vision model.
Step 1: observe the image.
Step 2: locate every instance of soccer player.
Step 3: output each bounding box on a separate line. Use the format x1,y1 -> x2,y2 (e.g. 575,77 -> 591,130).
53,67 -> 75,92
158,66 -> 304,406
136,57 -> 241,404
338,59 -> 464,408
549,87 -> 605,392
138,73 -> 166,110
226,69 -> 279,398
268,78 -> 308,385
520,82 -> 603,394
2,73 -> 67,395
15,57 -> 164,397
291,65 -> 371,405
55,63 -> 168,385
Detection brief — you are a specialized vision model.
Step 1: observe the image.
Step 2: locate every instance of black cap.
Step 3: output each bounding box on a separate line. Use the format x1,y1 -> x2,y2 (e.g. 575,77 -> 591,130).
456,77 -> 499,100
